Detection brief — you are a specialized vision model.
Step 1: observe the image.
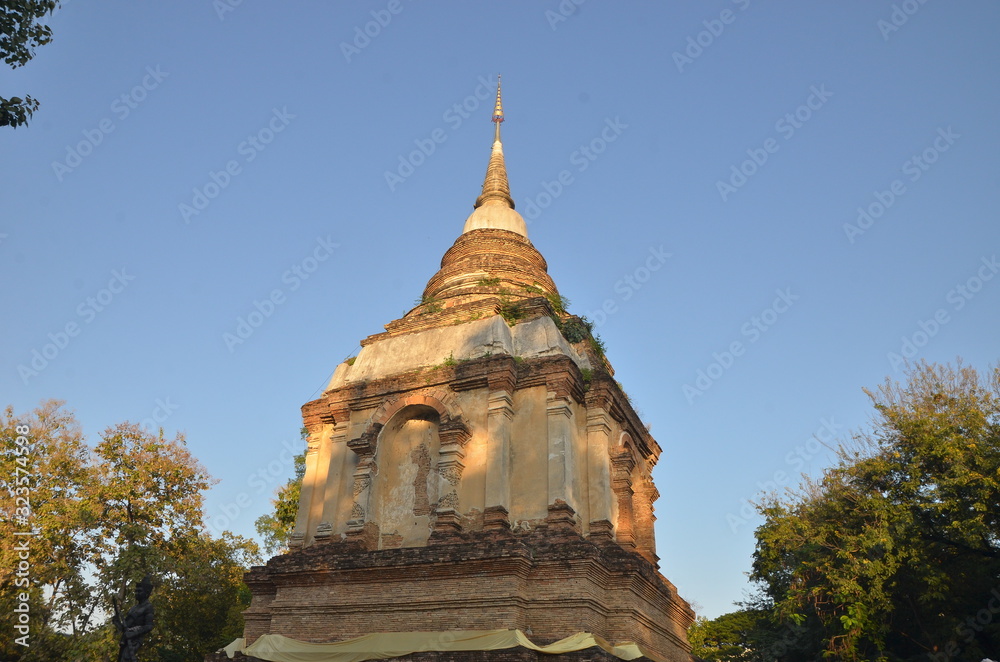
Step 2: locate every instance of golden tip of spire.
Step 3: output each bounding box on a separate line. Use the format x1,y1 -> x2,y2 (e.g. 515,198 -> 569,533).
492,74 -> 504,125
476,74 -> 514,210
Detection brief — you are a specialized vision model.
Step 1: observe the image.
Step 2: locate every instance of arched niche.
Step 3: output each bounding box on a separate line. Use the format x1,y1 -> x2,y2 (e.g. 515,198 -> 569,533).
370,404 -> 442,549
346,392 -> 471,550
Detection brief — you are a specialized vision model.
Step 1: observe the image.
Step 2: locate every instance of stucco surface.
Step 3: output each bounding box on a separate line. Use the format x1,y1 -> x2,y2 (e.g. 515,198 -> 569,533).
328,316 -> 590,389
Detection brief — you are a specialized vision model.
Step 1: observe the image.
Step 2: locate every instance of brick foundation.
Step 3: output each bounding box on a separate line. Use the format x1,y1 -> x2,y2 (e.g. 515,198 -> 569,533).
239,525 -> 692,662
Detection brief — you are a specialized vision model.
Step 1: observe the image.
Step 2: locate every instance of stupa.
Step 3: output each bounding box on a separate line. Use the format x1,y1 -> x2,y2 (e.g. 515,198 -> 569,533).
227,78 -> 694,662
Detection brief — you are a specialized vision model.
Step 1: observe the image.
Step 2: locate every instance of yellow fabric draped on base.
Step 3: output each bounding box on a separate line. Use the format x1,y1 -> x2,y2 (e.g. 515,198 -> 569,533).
221,629 -> 660,662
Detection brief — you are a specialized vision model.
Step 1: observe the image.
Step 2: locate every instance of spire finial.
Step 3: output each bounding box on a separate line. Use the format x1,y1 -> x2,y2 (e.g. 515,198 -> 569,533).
475,74 -> 515,210
492,74 -> 504,143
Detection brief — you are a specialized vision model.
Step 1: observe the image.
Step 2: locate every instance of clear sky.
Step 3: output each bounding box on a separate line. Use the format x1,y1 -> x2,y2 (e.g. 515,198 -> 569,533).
2,1 -> 998,620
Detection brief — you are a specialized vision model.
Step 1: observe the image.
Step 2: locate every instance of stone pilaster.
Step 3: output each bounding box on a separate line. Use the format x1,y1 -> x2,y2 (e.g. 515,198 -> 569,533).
585,406 -> 614,536
610,447 -> 637,548
633,476 -> 659,565
290,430 -> 323,548
345,424 -> 381,548
315,412 -> 350,542
484,389 -> 514,529
433,419 -> 470,538
546,392 -> 576,516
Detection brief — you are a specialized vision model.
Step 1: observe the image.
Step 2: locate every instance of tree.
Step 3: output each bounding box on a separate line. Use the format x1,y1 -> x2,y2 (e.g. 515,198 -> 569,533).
688,602 -> 819,662
150,532 -> 258,662
89,422 -> 214,601
0,402 -> 260,662
88,422 -> 261,661
0,401 -> 102,661
689,610 -> 767,661
1,1 -> 61,127
750,361 -> 1000,661
254,430 -> 305,555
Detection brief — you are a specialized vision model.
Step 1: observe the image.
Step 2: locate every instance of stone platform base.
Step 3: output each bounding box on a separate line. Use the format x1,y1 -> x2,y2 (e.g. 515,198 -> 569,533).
236,512 -> 693,662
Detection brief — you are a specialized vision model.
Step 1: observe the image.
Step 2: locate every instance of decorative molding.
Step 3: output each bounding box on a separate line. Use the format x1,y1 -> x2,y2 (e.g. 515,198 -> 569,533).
347,423 -> 381,458
586,409 -> 612,435
314,521 -> 333,541
546,400 -> 573,419
487,391 -> 514,419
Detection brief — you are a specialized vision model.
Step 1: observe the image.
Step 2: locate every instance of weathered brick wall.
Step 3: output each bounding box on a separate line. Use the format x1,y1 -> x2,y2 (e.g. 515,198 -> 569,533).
241,524 -> 693,662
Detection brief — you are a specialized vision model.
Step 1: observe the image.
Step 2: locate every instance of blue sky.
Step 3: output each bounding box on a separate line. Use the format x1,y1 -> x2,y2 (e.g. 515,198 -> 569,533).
2,1 -> 998,620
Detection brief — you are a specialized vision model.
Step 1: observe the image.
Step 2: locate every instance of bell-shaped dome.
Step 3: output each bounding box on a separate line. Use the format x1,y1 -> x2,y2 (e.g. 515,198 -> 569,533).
462,194 -> 528,236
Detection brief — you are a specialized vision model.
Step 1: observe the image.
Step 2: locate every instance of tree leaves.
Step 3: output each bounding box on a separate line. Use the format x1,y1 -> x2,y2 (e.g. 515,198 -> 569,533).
746,362 -> 1000,661
254,445 -> 304,556
0,1 -> 60,127
0,401 -> 260,662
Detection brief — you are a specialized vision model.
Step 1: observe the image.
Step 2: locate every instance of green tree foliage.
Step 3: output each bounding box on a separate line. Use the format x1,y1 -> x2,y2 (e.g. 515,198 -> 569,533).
1,1 -> 60,127
689,610 -> 767,661
750,362 -> 1000,661
151,532 -> 258,662
0,401 -> 260,662
254,441 -> 305,556
688,601 -> 820,661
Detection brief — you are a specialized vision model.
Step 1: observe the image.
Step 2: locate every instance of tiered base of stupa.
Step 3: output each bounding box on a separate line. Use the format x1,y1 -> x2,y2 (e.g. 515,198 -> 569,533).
219,506 -> 692,662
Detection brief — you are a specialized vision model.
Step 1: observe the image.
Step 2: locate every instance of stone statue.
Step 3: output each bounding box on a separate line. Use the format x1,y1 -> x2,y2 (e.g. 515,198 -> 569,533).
112,575 -> 154,662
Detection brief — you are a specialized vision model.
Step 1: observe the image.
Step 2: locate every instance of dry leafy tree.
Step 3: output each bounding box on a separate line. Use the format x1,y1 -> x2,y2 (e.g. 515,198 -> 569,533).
0,401 -> 260,662
0,401 -> 95,658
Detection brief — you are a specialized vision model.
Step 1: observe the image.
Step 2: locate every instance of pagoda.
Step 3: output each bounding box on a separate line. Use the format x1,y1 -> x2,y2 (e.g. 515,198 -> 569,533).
232,78 -> 694,662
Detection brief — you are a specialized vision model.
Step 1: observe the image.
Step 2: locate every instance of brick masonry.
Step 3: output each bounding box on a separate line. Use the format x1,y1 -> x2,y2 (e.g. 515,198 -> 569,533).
240,521 -> 693,662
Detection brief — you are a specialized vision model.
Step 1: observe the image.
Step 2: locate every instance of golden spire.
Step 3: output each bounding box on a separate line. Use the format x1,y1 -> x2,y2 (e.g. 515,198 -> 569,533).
474,75 -> 515,210
492,74 -> 504,142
